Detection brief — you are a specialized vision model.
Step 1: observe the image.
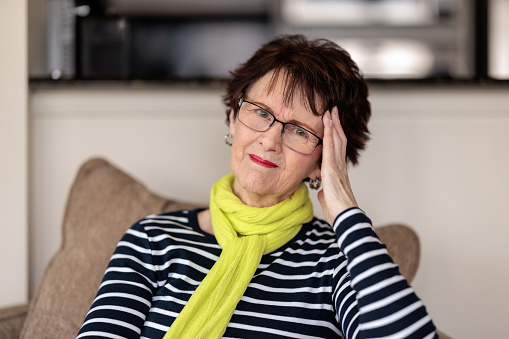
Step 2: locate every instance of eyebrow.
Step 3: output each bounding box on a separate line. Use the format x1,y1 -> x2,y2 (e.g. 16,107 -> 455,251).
247,98 -> 322,137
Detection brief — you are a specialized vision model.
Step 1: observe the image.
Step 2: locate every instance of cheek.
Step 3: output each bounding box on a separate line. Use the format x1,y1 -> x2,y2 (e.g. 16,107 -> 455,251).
284,153 -> 318,180
229,133 -> 251,171
232,127 -> 260,153
302,152 -> 321,177
230,143 -> 241,171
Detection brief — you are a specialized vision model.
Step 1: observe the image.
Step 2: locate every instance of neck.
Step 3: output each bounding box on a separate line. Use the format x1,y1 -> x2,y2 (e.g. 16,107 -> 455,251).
197,209 -> 213,235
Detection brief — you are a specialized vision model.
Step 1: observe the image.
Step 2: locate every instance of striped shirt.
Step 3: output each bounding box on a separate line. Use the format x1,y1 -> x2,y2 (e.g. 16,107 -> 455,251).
77,208 -> 437,338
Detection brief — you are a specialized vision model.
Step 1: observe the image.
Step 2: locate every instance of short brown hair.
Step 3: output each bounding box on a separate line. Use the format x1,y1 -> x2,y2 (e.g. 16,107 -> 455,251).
223,34 -> 371,165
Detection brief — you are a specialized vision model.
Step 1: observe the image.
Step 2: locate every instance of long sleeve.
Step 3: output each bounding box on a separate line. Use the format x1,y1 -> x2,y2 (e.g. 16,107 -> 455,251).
77,221 -> 159,338
333,208 -> 437,339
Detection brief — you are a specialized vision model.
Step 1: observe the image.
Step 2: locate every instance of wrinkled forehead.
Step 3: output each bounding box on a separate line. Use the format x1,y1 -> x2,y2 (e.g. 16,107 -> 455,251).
247,69 -> 325,116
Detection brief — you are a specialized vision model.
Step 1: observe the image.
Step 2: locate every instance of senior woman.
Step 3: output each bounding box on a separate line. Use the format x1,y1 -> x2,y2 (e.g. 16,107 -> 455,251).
78,35 -> 437,338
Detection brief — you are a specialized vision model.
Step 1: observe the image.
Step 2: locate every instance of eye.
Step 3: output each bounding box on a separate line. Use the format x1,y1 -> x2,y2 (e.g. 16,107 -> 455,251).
256,109 -> 271,120
294,128 -> 307,137
287,125 -> 308,138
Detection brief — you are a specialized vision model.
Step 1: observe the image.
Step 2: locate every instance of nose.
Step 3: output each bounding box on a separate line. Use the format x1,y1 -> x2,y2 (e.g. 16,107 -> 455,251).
259,120 -> 283,153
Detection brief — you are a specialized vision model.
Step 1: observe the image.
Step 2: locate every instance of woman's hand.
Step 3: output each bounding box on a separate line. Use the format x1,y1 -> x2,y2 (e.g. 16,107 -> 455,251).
317,107 -> 358,225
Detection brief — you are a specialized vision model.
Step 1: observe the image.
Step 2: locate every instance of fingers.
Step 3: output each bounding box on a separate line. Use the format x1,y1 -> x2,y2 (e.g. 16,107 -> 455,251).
322,110 -> 331,145
322,107 -> 347,164
321,111 -> 335,168
331,107 -> 347,156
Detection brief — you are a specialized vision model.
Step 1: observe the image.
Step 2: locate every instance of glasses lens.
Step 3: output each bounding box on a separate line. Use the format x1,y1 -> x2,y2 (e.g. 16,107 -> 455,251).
239,101 -> 273,131
283,124 -> 319,155
239,100 -> 320,155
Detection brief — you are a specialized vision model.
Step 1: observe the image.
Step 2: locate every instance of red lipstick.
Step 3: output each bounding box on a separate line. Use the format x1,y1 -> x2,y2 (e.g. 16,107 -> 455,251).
249,154 -> 278,168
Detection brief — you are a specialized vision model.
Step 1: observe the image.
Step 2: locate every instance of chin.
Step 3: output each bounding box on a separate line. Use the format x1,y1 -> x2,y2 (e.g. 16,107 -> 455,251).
236,173 -> 275,195
234,173 -> 303,206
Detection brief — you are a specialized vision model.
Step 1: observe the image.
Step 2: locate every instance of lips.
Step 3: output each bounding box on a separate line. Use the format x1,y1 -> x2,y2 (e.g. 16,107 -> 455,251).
249,154 -> 278,168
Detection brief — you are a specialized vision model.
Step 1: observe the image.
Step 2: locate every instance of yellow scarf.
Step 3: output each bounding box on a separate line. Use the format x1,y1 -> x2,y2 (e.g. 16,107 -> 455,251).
163,173 -> 313,339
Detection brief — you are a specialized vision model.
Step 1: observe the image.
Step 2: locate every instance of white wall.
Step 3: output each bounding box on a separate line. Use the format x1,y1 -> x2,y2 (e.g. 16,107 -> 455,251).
356,88 -> 509,339
0,0 -> 28,308
489,0 -> 509,78
28,85 -> 509,338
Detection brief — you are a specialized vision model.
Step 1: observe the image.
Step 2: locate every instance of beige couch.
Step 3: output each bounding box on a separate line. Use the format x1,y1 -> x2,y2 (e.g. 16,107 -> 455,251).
0,158 -> 452,338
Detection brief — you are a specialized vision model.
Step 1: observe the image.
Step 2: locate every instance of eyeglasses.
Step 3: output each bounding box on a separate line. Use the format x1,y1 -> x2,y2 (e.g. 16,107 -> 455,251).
237,98 -> 323,155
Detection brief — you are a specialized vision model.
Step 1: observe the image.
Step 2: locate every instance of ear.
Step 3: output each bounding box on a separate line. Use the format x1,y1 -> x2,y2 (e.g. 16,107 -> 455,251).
229,109 -> 236,136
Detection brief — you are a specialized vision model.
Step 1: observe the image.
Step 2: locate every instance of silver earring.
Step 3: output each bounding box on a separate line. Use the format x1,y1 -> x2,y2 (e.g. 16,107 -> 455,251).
309,178 -> 321,190
225,134 -> 233,146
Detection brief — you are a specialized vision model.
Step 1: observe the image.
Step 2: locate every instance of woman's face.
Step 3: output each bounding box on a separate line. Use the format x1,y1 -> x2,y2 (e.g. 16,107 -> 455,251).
229,71 -> 324,207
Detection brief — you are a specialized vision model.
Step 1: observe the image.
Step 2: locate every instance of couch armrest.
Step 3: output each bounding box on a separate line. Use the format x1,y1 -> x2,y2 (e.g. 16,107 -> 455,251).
0,304 -> 29,339
437,329 -> 454,339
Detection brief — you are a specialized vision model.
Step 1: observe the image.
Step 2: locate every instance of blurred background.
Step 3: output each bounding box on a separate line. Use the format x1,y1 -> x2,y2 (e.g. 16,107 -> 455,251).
2,1 -> 509,338
32,0 -> 508,80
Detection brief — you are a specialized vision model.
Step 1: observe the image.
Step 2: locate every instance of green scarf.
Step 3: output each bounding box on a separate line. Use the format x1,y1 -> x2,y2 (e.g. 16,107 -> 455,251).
163,173 -> 313,339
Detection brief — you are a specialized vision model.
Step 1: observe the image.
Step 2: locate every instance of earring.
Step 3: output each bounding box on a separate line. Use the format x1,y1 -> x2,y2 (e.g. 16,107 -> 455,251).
225,134 -> 233,146
308,178 -> 321,190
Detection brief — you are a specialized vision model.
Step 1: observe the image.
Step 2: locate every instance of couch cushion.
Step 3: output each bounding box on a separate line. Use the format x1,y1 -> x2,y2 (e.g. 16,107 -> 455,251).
376,223 -> 421,283
0,304 -> 28,339
21,158 -> 422,338
21,158 -> 198,339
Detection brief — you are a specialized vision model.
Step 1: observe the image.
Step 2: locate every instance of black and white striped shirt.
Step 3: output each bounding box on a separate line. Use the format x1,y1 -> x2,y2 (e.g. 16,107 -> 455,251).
77,208 -> 437,338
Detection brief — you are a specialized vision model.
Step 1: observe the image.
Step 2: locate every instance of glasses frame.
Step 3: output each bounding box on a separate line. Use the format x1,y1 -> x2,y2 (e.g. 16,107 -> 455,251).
237,98 -> 323,155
